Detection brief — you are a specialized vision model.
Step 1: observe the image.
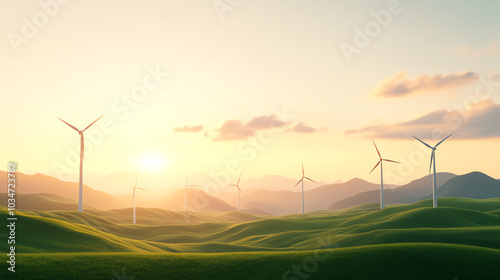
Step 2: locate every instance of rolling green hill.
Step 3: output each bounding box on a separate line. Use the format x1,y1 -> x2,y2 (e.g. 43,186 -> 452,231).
3,197 -> 500,255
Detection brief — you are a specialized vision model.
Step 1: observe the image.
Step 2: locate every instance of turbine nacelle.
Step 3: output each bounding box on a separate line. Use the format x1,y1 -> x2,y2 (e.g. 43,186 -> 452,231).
228,173 -> 243,193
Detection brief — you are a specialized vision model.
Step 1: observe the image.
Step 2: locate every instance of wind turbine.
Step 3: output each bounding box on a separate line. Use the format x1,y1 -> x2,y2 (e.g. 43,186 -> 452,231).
228,173 -> 243,212
184,174 -> 197,212
293,162 -> 317,214
412,133 -> 453,208
369,140 -> 400,210
58,115 -> 103,212
132,172 -> 147,224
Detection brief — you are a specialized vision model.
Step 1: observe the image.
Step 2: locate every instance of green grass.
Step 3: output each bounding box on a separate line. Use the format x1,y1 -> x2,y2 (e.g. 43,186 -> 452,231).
2,243 -> 499,279
1,197 -> 500,279
2,197 -> 500,254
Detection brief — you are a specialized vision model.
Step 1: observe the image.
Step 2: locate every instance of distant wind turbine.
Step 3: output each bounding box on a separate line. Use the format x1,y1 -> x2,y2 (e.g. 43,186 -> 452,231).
369,140 -> 400,210
413,133 -> 453,208
132,172 -> 147,224
228,173 -> 243,212
293,162 -> 317,215
58,115 -> 103,212
184,174 -> 197,212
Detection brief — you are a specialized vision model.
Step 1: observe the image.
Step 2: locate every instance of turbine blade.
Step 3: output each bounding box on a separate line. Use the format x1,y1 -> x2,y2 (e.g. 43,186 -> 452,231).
58,118 -> 80,132
293,178 -> 303,188
304,177 -> 317,183
83,115 -> 104,132
132,187 -> 136,200
184,174 -> 188,186
302,162 -> 304,177
412,136 -> 432,149
435,133 -> 453,148
382,159 -> 400,164
236,185 -> 242,193
429,150 -> 435,174
369,161 -> 381,174
372,140 -> 381,158
237,172 -> 242,185
136,187 -> 148,191
135,172 -> 138,187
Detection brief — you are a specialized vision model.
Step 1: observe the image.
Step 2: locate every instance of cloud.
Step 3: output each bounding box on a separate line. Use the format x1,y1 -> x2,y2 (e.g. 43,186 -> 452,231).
456,42 -> 499,57
245,115 -> 289,129
345,99 -> 500,140
291,122 -> 317,133
213,120 -> 255,141
173,125 -> 203,133
373,71 -> 478,98
212,114 -> 321,141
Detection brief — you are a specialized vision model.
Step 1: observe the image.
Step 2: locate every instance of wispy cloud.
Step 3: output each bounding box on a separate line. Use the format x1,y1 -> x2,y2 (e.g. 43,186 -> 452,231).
213,115 -> 291,141
373,71 -> 478,98
173,124 -> 203,133
456,42 -> 499,57
211,115 -> 321,141
213,120 -> 255,141
291,122 -> 318,133
345,100 -> 500,139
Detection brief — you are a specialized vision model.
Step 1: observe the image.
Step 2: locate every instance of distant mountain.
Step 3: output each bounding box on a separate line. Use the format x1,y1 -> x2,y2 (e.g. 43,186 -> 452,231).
242,174 -> 328,191
239,178 -> 389,215
152,188 -> 236,213
428,172 -> 500,199
0,171 -> 126,209
0,172 -> 264,214
327,172 -> 457,210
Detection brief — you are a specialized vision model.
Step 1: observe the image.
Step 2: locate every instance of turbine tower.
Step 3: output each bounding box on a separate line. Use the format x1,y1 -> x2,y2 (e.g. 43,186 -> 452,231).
58,115 -> 103,212
184,174 -> 197,212
293,162 -> 317,214
413,133 -> 453,208
132,172 -> 147,224
228,172 -> 243,212
369,140 -> 400,210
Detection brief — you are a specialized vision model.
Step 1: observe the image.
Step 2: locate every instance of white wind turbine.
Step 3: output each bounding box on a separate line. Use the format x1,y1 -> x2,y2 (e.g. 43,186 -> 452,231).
132,172 -> 147,224
293,162 -> 317,215
58,115 -> 103,212
413,133 -> 453,208
228,173 -> 243,212
184,174 -> 197,212
369,140 -> 400,210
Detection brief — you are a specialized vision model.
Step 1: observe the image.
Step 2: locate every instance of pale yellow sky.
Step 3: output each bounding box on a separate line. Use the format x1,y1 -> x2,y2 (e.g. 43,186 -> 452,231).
1,0 -> 500,192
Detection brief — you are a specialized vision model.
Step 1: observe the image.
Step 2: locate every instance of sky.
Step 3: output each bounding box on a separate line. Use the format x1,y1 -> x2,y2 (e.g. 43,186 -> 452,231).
1,0 -> 500,194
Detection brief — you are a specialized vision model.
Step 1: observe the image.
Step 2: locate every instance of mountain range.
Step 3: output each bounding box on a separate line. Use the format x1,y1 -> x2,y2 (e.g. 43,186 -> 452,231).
1,171 -> 500,215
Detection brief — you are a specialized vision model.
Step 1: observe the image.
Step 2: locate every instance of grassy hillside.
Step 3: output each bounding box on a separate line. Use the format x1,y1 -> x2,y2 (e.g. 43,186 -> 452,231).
3,243 -> 499,279
3,197 -> 500,254
0,193 -> 95,211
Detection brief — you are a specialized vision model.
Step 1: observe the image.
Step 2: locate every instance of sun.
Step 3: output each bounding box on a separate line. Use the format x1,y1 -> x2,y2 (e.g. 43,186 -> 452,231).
138,153 -> 167,173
